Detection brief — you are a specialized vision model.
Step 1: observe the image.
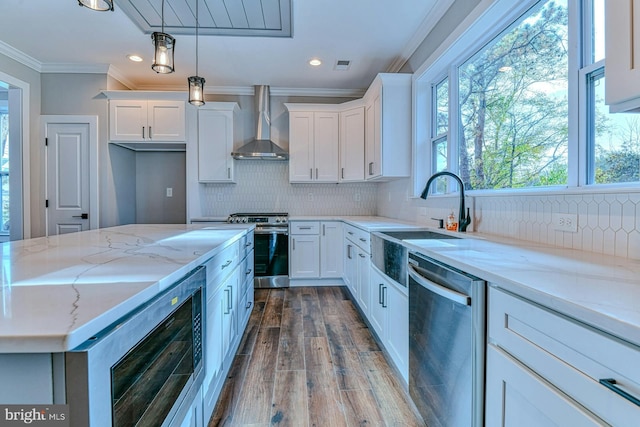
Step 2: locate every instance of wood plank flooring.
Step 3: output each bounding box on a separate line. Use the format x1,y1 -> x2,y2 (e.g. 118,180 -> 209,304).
208,286 -> 425,427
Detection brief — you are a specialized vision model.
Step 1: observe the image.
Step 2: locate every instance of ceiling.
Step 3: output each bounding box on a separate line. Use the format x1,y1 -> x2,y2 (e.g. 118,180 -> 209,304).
0,0 -> 451,95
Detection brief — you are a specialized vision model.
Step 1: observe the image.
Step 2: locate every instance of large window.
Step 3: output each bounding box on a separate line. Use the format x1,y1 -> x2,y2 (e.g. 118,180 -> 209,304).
0,108 -> 8,235
418,0 -> 640,194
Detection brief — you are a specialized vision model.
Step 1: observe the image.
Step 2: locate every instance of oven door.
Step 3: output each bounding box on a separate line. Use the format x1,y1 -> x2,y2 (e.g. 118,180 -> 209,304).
65,267 -> 205,427
253,227 -> 289,288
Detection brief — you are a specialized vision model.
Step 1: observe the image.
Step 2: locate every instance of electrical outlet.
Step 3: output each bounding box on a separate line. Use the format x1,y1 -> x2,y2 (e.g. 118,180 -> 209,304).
354,193 -> 361,202
166,187 -> 173,197
307,192 -> 314,202
553,213 -> 578,232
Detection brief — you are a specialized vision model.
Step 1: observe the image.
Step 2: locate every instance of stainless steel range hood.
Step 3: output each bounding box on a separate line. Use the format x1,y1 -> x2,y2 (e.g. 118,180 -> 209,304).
231,85 -> 289,160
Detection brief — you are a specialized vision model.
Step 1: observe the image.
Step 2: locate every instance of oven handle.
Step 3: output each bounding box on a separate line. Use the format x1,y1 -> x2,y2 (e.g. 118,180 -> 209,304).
254,228 -> 289,235
408,264 -> 471,306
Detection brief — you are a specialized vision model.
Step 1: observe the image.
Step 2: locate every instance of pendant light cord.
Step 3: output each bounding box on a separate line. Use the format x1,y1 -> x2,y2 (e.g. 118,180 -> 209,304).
195,0 -> 199,75
161,0 -> 165,33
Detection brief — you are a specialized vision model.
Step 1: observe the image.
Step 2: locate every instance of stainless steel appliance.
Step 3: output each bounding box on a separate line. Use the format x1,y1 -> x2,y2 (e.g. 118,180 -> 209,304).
408,251 -> 485,427
65,267 -> 205,427
228,213 -> 289,288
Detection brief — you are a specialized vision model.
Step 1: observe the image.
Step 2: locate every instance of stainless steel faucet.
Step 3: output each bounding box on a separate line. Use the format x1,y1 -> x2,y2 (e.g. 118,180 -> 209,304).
420,171 -> 471,232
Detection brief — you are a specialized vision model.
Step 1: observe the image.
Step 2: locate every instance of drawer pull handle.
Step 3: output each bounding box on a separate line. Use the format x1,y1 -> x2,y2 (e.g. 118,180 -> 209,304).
359,237 -> 367,242
298,226 -> 312,230
246,301 -> 252,309
245,268 -> 252,275
221,260 -> 232,269
599,378 -> 640,407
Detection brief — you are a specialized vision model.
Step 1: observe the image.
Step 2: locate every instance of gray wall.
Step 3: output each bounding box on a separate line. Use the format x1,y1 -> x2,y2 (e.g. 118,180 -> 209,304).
41,73 -> 137,228
136,152 -> 186,223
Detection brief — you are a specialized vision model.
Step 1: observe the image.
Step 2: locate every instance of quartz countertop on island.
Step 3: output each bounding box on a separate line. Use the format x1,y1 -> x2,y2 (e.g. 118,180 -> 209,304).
0,224 -> 252,353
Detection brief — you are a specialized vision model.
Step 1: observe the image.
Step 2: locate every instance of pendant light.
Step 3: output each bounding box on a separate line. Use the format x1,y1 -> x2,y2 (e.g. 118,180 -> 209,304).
188,0 -> 205,106
151,0 -> 176,74
78,0 -> 114,11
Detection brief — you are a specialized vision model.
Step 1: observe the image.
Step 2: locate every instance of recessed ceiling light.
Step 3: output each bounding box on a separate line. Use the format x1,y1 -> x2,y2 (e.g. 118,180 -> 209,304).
309,58 -> 322,67
127,54 -> 144,62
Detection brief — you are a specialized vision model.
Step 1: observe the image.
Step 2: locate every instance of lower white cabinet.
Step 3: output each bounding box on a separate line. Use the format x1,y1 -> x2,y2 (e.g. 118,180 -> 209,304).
290,234 -> 320,278
200,231 -> 255,423
289,221 -> 343,279
355,247 -> 370,316
487,286 -> 640,426
178,387 -> 204,427
486,345 -> 605,427
369,266 -> 408,382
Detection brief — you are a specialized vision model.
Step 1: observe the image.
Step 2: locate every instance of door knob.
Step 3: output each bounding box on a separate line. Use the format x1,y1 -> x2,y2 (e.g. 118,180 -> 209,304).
73,213 -> 89,219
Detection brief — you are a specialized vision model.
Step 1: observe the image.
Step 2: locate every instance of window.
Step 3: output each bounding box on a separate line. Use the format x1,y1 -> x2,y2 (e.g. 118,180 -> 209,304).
416,0 -> 640,194
431,78 -> 449,193
0,108 -> 8,234
588,68 -> 640,184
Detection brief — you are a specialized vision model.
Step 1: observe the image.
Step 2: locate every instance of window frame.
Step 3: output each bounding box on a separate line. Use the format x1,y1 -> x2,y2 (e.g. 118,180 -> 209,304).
413,0 -> 637,197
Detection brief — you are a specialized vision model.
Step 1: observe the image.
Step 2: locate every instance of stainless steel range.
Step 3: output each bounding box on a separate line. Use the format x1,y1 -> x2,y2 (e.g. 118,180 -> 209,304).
228,213 -> 289,288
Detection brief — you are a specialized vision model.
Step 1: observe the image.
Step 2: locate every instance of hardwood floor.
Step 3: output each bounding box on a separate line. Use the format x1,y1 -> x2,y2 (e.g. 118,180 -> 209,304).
208,286 -> 425,427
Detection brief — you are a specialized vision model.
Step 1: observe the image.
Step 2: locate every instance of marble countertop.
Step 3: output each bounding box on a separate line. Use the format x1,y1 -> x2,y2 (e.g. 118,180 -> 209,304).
295,215 -> 640,346
0,224 -> 252,353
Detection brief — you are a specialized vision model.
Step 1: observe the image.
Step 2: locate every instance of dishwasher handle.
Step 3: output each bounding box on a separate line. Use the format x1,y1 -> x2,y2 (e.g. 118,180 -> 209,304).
408,264 -> 471,306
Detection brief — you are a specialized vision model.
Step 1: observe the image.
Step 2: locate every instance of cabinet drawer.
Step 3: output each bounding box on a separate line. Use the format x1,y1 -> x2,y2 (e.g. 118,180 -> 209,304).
205,242 -> 239,287
344,224 -> 370,252
290,221 -> 320,234
240,231 -> 254,260
489,287 -> 640,426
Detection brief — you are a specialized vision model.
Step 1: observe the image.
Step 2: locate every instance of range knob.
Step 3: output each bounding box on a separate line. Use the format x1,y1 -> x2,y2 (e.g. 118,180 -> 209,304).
275,217 -> 282,223
241,217 -> 248,223
227,216 -> 234,223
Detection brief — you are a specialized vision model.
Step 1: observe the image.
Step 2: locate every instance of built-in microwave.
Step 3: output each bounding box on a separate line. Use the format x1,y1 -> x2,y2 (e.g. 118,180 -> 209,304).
65,266 -> 205,427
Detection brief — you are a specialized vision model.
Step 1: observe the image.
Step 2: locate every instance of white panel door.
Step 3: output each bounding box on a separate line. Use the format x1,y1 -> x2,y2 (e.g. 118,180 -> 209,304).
198,108 -> 233,182
46,123 -> 90,236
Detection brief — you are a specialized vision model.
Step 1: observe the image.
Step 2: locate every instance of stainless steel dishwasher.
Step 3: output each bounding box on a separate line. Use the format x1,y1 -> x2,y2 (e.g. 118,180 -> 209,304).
408,251 -> 486,427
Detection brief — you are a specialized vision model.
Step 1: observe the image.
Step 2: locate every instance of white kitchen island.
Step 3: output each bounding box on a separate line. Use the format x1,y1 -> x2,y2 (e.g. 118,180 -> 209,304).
0,224 -> 252,408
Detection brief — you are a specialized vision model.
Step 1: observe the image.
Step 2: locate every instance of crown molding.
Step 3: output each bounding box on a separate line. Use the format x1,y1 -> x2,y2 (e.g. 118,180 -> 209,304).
0,40 -> 42,72
40,63 -> 111,74
133,84 -> 364,98
106,65 -> 137,90
387,0 -> 455,72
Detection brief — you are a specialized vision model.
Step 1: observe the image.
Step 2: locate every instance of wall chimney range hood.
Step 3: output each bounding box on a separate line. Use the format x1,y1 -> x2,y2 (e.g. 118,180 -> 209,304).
232,85 -> 289,160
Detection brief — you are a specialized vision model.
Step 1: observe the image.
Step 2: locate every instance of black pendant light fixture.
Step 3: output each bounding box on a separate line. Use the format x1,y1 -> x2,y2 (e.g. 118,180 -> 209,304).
151,0 -> 176,74
78,0 -> 114,11
188,0 -> 205,106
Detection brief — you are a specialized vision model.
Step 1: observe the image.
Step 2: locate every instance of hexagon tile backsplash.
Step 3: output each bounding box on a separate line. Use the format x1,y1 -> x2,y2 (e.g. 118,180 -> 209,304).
475,192 -> 640,259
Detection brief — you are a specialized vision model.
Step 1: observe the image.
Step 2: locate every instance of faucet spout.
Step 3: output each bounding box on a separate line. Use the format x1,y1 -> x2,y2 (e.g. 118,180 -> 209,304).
420,171 -> 471,232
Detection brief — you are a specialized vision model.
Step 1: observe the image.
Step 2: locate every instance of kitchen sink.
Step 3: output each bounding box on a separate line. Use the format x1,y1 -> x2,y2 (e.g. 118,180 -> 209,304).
379,230 -> 460,240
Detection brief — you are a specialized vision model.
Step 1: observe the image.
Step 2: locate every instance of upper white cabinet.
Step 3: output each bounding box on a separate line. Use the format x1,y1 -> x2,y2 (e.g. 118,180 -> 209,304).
363,73 -> 412,180
339,105 -> 365,182
109,99 -> 186,142
286,106 -> 340,183
197,103 -> 240,183
605,0 -> 640,112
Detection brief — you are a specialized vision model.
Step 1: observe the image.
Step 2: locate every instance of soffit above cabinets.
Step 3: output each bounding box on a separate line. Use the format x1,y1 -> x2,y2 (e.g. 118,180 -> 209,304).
116,0 -> 292,37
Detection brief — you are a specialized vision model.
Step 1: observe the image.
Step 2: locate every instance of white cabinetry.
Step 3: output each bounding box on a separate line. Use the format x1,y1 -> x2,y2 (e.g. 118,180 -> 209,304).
339,106 -> 365,182
286,106 -> 340,183
289,221 -> 343,280
320,221 -> 343,278
197,103 -> 239,182
605,0 -> 640,112
178,388 -> 203,427
486,287 -> 640,426
289,221 -> 320,279
363,74 -> 412,180
201,230 -> 255,422
109,99 -> 185,142
369,266 -> 408,382
343,224 -> 370,315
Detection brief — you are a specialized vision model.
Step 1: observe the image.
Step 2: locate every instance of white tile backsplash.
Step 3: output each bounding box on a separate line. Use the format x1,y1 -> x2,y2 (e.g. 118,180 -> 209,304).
377,180 -> 640,260
198,161 -> 377,216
